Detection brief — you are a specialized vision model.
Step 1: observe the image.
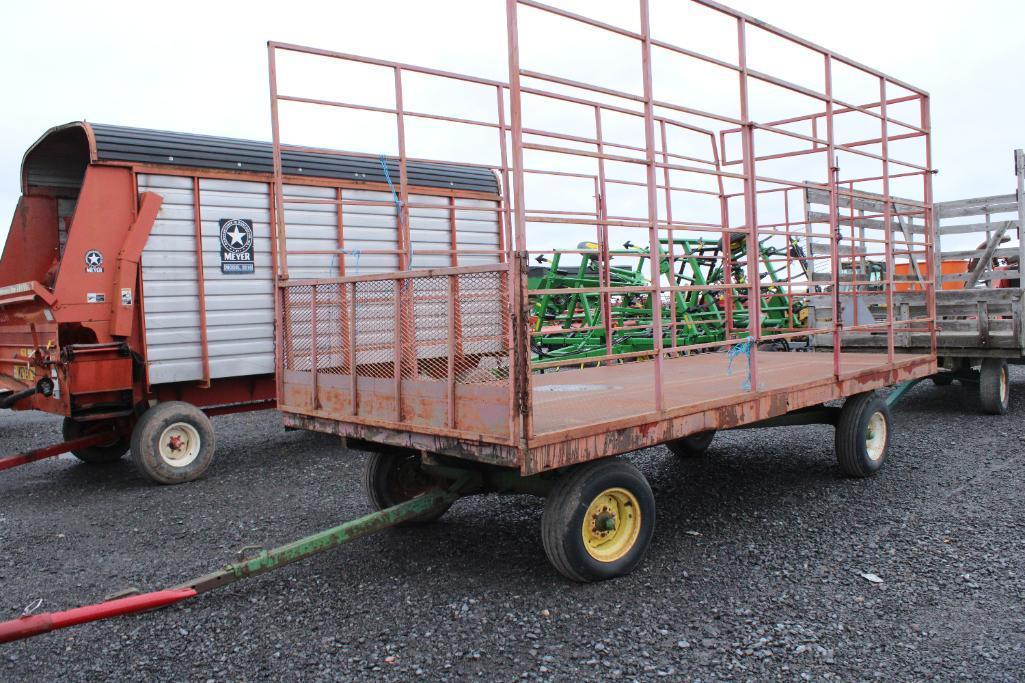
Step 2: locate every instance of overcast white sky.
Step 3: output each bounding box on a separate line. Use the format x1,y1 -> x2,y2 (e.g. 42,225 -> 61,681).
2,0 -> 1023,250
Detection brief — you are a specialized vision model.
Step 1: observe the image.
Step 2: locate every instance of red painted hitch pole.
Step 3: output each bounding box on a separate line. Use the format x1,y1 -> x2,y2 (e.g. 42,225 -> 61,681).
0,589 -> 197,644
0,433 -> 115,472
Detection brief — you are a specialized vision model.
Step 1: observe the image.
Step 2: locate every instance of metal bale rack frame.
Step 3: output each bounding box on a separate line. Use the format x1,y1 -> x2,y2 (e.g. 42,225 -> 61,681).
0,0 -> 939,643
272,0 -> 937,570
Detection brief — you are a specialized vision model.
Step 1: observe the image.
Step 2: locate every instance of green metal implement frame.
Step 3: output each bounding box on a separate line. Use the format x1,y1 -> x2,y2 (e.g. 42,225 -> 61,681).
529,235 -> 808,363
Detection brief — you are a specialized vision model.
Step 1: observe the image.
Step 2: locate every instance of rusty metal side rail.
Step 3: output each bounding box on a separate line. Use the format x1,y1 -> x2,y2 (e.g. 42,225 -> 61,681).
277,263 -> 507,286
277,265 -> 516,450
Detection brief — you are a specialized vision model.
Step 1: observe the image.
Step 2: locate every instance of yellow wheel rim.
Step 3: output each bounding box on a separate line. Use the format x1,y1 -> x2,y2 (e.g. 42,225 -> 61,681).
581,487 -> 641,563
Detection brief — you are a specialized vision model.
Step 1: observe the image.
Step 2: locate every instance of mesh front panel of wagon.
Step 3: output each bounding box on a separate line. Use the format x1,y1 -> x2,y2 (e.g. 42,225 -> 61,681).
279,267 -> 513,441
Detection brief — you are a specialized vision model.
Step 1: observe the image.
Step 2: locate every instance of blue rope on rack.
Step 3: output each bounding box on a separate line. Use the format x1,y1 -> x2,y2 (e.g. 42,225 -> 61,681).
726,336 -> 757,391
379,155 -> 409,264
346,248 -> 362,274
333,248 -> 362,275
379,155 -> 401,208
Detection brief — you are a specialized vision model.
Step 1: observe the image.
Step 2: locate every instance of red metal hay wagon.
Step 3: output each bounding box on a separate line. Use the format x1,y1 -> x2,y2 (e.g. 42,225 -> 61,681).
268,0 -> 938,581
0,123 -> 503,483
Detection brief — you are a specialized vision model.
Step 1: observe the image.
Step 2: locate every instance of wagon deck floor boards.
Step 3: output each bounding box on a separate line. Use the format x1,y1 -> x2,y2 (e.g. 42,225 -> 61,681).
530,352 -> 932,435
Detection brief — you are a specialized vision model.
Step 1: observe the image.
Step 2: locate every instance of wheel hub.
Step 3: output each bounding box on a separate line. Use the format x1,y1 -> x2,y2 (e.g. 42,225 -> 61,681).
595,511 -> 617,533
581,488 -> 641,563
158,422 -> 202,468
386,455 -> 435,503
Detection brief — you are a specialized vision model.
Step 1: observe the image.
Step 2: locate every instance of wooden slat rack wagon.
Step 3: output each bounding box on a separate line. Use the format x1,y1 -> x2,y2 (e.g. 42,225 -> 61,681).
806,150 -> 1025,414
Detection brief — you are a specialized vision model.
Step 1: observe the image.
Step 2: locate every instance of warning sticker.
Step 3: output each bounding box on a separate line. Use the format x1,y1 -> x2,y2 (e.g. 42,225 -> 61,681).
219,218 -> 255,274
121,288 -> 133,305
87,293 -> 106,303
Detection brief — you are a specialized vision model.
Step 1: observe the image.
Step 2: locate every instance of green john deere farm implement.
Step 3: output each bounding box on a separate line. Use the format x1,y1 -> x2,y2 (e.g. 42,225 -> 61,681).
528,234 -> 810,364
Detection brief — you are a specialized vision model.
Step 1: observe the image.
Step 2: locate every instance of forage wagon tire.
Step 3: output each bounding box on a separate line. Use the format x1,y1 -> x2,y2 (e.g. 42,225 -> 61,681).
541,458 -> 655,583
931,374 -> 954,386
130,402 -> 216,485
363,450 -> 453,524
666,430 -> 716,459
979,358 -> 1010,415
835,391 -> 891,478
62,417 -> 130,465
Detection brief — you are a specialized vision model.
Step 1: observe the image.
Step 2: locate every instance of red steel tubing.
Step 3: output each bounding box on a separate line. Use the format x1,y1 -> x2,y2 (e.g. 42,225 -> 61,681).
0,589 -> 197,644
0,433 -> 118,472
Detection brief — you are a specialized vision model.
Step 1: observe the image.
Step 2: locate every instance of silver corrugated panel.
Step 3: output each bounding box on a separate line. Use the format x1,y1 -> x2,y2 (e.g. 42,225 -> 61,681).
282,186 -> 501,276
139,174 -> 202,384
198,178 -> 274,380
140,174 -> 274,384
141,175 -> 501,385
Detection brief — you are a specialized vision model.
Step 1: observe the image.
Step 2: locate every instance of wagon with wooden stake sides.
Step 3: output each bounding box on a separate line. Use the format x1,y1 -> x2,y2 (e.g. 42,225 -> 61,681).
0,0 -> 939,644
805,150 -> 1025,414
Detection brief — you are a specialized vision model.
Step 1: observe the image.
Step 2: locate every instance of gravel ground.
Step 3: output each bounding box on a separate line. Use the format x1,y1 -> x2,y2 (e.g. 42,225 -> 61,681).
2,373 -> 1024,682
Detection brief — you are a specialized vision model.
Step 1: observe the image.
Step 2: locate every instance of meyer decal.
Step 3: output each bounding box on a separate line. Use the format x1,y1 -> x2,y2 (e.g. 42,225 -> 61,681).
219,218 -> 255,274
85,249 -> 104,273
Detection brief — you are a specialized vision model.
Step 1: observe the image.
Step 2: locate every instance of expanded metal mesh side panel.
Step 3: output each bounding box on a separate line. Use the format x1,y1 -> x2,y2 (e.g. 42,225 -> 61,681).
313,282 -> 349,374
282,283 -> 351,374
403,276 -> 449,381
353,279 -> 399,378
455,270 -> 511,383
282,285 -> 314,372
279,266 -> 513,441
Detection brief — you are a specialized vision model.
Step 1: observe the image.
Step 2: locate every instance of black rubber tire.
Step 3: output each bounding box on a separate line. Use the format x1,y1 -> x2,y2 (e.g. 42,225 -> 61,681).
931,374 -> 954,386
541,459 -> 655,583
363,450 -> 453,524
62,418 -> 129,464
835,391 -> 891,478
666,430 -> 716,458
979,358 -> 1010,415
130,402 -> 216,485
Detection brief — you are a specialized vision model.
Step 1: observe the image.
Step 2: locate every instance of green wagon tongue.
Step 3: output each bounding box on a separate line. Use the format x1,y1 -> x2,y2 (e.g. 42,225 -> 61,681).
0,477 -> 472,645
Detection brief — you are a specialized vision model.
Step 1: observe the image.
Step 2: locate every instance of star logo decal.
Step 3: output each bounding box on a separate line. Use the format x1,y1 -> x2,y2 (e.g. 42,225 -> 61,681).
226,226 -> 248,247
